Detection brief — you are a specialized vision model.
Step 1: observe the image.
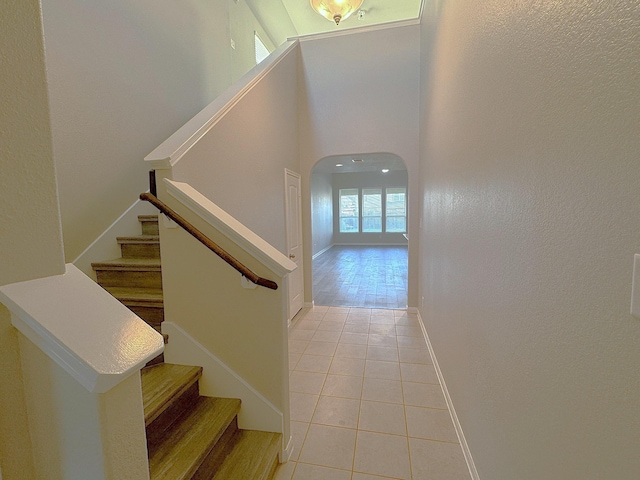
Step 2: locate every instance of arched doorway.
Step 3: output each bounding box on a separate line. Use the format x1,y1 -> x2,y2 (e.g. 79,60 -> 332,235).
309,153 -> 408,309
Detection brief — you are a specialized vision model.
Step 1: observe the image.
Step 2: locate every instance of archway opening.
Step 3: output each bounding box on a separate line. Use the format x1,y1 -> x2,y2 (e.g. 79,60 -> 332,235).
309,153 -> 408,309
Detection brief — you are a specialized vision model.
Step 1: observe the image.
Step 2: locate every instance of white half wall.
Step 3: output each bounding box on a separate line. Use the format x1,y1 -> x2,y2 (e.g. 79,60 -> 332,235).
170,45 -> 300,253
419,1 -> 640,478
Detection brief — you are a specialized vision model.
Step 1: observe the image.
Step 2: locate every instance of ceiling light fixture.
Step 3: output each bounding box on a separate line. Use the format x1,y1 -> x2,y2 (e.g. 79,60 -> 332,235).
336,163 -> 344,167
310,0 -> 365,25
381,168 -> 390,173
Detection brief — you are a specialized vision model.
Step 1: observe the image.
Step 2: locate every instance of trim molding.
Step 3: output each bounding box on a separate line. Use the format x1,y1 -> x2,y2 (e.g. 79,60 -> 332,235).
72,198 -> 157,278
164,179 -> 296,277
416,311 -> 481,480
293,17 -> 420,43
282,435 -> 294,463
312,244 -> 333,260
332,242 -> 408,247
0,265 -> 163,393
162,322 -> 284,434
144,40 -> 299,169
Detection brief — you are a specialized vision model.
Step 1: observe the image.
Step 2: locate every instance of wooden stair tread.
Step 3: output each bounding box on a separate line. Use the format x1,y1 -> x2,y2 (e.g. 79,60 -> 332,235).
117,235 -> 159,244
92,257 -> 161,269
103,286 -> 163,304
212,430 -> 282,480
142,363 -> 202,426
148,396 -> 241,480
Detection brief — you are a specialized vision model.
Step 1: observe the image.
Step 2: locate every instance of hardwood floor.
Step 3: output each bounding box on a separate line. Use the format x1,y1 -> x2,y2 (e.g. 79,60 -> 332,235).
312,245 -> 408,309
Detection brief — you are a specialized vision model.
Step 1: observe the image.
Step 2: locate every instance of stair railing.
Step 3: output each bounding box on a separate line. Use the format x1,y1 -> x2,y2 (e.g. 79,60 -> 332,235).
140,183 -> 278,291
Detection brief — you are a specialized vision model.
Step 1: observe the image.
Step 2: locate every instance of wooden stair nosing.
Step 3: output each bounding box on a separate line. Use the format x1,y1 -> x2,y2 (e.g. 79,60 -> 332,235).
142,364 -> 203,426
211,430 -> 282,480
117,235 -> 159,245
148,396 -> 242,480
103,286 -> 163,305
92,257 -> 161,270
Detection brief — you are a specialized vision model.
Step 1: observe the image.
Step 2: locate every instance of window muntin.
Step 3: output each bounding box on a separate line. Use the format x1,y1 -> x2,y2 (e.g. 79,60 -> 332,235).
339,189 -> 359,232
385,187 -> 406,233
362,189 -> 382,232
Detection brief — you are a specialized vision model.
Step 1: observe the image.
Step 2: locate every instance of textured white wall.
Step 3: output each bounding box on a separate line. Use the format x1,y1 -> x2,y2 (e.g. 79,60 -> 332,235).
310,173 -> 333,256
41,0 -> 279,261
19,338 -> 149,480
299,25 -> 421,306
171,48 -> 300,253
419,1 -> 640,478
0,1 -> 65,477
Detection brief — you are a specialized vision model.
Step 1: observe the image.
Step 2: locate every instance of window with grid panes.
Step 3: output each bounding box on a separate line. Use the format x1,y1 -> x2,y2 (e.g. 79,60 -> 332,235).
385,187 -> 406,232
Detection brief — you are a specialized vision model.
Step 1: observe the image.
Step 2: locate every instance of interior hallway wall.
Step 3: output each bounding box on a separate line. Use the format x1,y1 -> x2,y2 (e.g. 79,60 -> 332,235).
0,0 -> 66,476
310,172 -> 333,257
419,1 -> 640,478
299,24 -> 421,307
170,46 -> 300,253
41,0 -> 285,261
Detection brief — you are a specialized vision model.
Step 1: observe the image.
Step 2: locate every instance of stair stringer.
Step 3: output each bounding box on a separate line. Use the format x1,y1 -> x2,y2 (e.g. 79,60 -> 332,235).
73,199 -> 158,279
162,321 -> 293,462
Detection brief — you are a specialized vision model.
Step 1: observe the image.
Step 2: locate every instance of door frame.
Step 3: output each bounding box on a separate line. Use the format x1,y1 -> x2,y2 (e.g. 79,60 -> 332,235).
284,168 -> 304,323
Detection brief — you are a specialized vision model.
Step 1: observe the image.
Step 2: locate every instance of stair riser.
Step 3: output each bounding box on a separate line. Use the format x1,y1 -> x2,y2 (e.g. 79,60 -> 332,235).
265,454 -> 279,480
120,243 -> 160,259
140,221 -> 160,236
146,353 -> 165,367
146,381 -> 200,448
192,417 -> 239,480
96,270 -> 162,289
126,305 -> 164,327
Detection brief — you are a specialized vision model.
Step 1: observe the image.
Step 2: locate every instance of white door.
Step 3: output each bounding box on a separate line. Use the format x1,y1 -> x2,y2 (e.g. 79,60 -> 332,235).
285,169 -> 304,321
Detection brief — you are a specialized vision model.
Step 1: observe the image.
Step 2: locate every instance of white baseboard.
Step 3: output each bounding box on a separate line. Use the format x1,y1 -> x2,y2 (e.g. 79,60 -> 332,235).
416,311 -> 480,480
281,435 -> 294,463
162,322 -> 283,435
332,242 -> 408,247
312,245 -> 334,260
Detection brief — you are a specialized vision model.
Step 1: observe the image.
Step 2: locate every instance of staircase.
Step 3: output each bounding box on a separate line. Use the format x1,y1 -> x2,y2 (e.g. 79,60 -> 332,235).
142,363 -> 281,480
92,215 -> 164,334
92,215 -> 283,479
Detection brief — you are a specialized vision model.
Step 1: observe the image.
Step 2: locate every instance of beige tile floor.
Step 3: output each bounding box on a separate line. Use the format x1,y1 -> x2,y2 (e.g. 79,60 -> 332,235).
275,306 -> 471,480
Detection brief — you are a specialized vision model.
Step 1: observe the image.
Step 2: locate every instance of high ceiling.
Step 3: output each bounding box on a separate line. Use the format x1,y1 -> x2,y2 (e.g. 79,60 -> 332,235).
244,0 -> 421,176
312,153 -> 407,174
282,0 -> 423,37
244,0 -> 425,58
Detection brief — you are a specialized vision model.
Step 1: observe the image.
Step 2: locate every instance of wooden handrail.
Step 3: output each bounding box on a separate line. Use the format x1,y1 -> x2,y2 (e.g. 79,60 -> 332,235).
140,192 -> 278,290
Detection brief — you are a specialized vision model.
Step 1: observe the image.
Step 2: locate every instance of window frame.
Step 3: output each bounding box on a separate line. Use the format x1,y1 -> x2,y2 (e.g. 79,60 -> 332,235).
254,32 -> 271,65
362,188 -> 382,233
385,187 -> 407,233
337,187 -> 407,234
339,188 -> 360,233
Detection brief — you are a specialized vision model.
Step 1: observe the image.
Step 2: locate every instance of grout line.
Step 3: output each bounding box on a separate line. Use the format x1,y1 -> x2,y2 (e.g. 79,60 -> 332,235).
292,305 -> 433,480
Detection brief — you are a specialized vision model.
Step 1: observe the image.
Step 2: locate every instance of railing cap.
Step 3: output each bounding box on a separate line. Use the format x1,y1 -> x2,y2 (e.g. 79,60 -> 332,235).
0,264 -> 164,393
